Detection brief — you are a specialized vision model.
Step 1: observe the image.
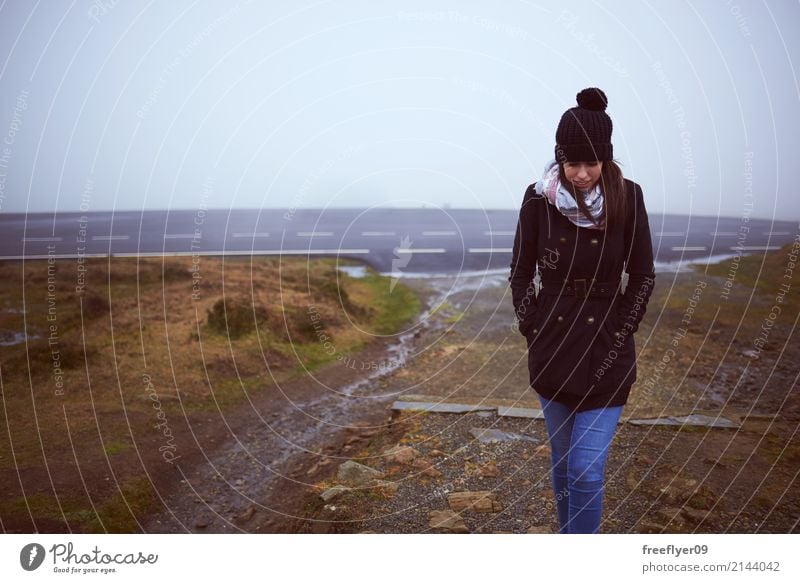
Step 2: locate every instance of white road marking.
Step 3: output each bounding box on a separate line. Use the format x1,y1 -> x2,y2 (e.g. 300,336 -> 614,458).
232,232 -> 270,238
164,233 -> 196,239
735,246 -> 782,251
711,231 -> 738,236
468,248 -> 513,253
92,235 -> 129,241
393,248 -> 445,254
671,246 -> 707,251
297,231 -> 333,237
21,236 -> 62,242
361,231 -> 396,236
483,231 -> 515,236
0,249 -> 372,260
422,230 -> 457,236
656,232 -> 686,237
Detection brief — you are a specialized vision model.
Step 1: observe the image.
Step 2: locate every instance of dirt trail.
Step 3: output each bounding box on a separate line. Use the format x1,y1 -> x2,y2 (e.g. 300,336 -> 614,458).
292,269 -> 800,534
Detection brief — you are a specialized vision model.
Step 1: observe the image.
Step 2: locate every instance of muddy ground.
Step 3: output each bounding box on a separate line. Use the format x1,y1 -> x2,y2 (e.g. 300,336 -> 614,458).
293,259 -> 800,534
4,249 -> 797,534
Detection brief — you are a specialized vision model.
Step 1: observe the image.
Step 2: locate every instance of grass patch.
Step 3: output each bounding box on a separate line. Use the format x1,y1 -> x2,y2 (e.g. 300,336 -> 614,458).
0,255 -> 423,532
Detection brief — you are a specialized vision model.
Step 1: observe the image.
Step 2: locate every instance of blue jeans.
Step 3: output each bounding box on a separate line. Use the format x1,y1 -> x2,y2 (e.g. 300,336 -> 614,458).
538,394 -> 623,534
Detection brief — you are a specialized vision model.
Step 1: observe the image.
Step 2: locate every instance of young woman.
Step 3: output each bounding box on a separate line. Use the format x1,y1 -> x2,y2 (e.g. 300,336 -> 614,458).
508,88 -> 656,534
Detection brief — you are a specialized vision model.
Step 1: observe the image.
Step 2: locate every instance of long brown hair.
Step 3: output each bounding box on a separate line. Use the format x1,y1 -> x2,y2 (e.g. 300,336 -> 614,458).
558,159 -> 626,231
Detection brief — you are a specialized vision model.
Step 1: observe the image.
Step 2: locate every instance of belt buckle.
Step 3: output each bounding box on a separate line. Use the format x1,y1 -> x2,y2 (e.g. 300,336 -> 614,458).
574,278 -> 588,298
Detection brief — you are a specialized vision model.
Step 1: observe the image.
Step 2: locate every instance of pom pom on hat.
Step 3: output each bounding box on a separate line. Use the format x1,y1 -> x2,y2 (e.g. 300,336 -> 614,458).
576,87 -> 608,112
554,87 -> 614,163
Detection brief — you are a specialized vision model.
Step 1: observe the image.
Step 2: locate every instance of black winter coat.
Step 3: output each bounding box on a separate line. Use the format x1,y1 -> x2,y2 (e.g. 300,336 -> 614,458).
508,178 -> 656,412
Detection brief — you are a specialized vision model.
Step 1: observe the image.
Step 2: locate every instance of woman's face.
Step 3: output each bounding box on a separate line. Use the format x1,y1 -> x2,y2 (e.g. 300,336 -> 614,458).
563,161 -> 603,192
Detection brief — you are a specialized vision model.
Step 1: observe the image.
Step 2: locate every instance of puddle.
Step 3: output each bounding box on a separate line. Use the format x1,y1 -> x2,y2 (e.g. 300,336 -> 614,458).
337,265 -> 368,278
0,331 -> 39,346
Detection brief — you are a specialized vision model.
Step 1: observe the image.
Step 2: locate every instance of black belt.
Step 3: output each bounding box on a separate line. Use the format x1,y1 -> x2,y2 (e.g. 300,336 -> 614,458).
538,278 -> 621,299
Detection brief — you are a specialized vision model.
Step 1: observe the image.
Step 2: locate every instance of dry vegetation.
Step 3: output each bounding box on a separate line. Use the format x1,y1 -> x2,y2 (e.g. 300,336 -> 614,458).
0,254 -> 420,532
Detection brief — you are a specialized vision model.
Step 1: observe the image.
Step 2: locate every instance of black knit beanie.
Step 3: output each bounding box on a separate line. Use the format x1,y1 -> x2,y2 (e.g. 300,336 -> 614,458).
554,88 -> 613,163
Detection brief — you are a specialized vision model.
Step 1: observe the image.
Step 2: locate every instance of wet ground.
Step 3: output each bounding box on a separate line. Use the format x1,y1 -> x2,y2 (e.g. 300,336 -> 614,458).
141,260 -> 800,534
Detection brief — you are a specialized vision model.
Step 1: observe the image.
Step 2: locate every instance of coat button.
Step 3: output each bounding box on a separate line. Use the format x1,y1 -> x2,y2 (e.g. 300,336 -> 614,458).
531,328 -> 538,334
557,315 -> 563,322
586,316 -> 595,324
590,238 -> 599,245
559,236 -> 567,243
614,331 -> 621,338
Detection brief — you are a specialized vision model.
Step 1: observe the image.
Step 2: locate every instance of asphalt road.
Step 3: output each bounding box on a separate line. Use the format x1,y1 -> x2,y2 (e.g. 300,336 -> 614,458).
1,208 -> 795,273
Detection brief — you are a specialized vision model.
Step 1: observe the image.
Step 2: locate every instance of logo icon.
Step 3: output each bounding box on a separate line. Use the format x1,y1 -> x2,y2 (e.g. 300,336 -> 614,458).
20,543 -> 46,571
390,234 -> 414,292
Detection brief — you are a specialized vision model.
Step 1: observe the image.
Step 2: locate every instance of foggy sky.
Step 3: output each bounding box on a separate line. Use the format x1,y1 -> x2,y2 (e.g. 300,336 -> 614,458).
0,0 -> 798,220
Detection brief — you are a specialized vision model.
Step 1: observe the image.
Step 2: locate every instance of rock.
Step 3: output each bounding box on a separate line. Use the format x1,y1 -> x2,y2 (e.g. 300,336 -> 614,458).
429,510 -> 469,533
320,485 -> 350,502
655,506 -> 686,525
681,506 -> 712,524
369,480 -> 400,497
429,449 -> 448,458
477,461 -> 500,478
412,457 -> 443,478
655,476 -> 718,510
234,507 -> 255,524
469,427 -> 539,444
447,491 -> 502,513
336,460 -> 384,486
383,445 -> 420,464
526,525 -> 554,534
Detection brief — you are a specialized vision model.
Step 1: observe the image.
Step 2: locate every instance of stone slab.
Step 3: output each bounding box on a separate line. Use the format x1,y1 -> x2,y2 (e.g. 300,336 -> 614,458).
497,406 -> 545,419
391,401 -> 496,413
627,413 -> 740,429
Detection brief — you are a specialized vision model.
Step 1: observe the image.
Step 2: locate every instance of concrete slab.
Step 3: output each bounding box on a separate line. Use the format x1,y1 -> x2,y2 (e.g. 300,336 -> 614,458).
627,413 -> 740,429
497,406 -> 545,419
469,427 -> 540,444
391,401 -> 496,414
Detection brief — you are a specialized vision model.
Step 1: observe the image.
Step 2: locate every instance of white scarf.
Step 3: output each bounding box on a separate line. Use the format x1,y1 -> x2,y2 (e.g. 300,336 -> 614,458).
533,159 -> 605,230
